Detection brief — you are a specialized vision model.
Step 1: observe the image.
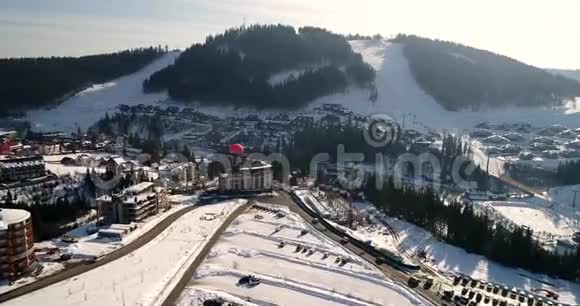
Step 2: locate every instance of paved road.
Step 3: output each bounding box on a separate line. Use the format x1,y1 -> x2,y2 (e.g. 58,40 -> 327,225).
161,202 -> 251,306
0,205 -> 198,304
275,191 -> 445,306
497,175 -> 546,198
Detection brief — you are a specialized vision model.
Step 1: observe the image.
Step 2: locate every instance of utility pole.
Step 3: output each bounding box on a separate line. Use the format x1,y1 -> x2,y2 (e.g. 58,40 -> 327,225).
573,190 -> 579,208
485,154 -> 490,175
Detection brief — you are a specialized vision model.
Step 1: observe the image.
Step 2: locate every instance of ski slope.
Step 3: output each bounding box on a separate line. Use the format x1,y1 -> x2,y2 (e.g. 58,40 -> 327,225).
309,40 -> 580,131
26,51 -> 181,133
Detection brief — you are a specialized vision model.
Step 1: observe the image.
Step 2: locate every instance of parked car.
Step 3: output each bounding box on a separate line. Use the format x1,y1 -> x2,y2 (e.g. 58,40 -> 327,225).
237,275 -> 261,287
423,277 -> 433,290
407,277 -> 420,288
61,235 -> 78,243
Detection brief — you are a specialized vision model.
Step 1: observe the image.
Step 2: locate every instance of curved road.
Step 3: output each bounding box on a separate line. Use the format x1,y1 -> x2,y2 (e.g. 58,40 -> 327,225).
0,205 -> 198,304
161,202 -> 250,306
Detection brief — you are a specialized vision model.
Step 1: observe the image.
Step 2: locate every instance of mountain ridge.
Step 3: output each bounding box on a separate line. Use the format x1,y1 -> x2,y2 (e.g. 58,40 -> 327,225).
393,34 -> 580,111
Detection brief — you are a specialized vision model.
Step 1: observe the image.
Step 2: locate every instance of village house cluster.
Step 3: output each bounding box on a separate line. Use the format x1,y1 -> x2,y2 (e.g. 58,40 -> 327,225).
471,123 -> 580,161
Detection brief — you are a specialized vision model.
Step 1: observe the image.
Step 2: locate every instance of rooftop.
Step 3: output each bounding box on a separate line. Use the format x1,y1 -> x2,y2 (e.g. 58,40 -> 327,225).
123,192 -> 156,204
0,129 -> 17,137
124,182 -> 154,194
239,160 -> 272,171
0,208 -> 31,230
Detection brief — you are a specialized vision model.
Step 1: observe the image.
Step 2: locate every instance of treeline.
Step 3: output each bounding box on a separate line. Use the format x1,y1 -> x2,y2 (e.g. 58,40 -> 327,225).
91,112 -> 164,161
144,25 -> 375,109
556,160 -> 580,185
395,35 -> 580,111
91,112 -> 163,142
506,163 -> 558,188
0,47 -> 166,115
283,121 -> 407,173
551,69 -> 580,83
344,33 -> 384,41
1,194 -> 91,241
365,177 -> 580,281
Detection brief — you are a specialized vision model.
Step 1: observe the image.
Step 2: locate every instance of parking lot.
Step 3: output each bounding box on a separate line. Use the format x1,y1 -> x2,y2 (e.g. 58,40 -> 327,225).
442,275 -> 565,306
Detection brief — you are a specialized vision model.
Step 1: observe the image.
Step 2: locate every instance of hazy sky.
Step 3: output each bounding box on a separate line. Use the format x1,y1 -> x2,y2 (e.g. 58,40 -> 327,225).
1,0 -> 579,69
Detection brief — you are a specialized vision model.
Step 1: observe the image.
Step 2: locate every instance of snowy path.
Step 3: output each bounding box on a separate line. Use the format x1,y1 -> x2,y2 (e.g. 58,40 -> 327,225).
3,200 -> 246,306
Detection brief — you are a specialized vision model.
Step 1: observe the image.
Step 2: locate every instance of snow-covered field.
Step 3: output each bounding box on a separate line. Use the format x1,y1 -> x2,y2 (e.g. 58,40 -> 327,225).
43,153 -> 110,176
178,288 -> 255,306
177,203 -> 426,306
3,199 -> 244,306
483,201 -> 577,237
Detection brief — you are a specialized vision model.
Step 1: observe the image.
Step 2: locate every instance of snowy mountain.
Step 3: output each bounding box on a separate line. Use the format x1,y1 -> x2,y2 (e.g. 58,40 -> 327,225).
309,40 -> 580,131
142,25 -> 374,109
0,47 -> 166,115
395,35 -> 580,111
25,40 -> 580,133
551,69 -> 580,83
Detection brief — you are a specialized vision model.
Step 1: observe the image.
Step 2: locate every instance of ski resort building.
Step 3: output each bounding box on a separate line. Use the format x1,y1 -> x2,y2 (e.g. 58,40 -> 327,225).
218,160 -> 273,193
99,182 -> 168,224
0,155 -> 46,183
0,208 -> 36,280
158,162 -> 197,186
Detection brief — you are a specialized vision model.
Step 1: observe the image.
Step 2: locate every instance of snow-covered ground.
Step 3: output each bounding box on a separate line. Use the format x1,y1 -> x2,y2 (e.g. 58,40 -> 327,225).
178,288 -> 256,306
4,199 -> 245,306
177,203 -> 426,306
549,184 -> 580,207
43,153 -> 110,176
39,202 -> 196,258
340,199 -> 580,305
482,201 -> 578,237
